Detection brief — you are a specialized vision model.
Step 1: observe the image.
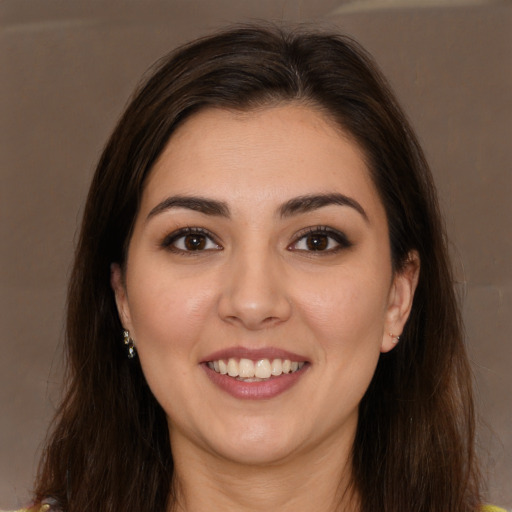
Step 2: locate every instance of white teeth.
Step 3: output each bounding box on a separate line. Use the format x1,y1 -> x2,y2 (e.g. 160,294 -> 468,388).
239,358 -> 255,378
218,359 -> 228,374
207,357 -> 305,380
254,359 -> 272,379
227,358 -> 238,377
270,359 -> 282,376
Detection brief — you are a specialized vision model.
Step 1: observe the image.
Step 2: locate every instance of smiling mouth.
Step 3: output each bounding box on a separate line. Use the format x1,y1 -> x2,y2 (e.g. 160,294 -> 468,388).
206,358 -> 306,382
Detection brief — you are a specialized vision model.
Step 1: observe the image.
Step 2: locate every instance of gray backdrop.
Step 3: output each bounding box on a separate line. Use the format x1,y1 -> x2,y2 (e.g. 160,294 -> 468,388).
1,0 -> 511,509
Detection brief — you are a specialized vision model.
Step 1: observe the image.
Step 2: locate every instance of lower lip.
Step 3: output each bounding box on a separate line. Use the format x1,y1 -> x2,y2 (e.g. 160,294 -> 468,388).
202,364 -> 309,400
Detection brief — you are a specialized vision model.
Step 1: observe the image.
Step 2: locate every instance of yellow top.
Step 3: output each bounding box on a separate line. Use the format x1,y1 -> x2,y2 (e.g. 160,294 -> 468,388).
0,507 -> 49,512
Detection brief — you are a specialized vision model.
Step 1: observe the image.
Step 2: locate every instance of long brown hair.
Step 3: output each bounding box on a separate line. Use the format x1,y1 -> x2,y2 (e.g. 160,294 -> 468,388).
35,24 -> 482,511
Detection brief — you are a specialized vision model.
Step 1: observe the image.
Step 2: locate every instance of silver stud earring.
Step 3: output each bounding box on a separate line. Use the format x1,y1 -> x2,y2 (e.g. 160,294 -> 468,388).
123,330 -> 136,359
389,332 -> 400,344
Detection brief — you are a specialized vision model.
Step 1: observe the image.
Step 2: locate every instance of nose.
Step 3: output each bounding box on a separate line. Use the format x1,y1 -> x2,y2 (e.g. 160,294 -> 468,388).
217,247 -> 292,330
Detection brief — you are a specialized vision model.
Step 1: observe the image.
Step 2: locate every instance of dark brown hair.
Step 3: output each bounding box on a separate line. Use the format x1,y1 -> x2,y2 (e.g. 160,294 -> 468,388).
35,24 -> 482,511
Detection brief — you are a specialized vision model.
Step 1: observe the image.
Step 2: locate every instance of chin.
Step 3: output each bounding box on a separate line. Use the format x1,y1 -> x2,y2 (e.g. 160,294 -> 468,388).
207,419 -> 302,466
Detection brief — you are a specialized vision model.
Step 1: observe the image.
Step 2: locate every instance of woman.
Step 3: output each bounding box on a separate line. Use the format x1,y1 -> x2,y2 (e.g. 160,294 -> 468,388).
23,24 -> 498,511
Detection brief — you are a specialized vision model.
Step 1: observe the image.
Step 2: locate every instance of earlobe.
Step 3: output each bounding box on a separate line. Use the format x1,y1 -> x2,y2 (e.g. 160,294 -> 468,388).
110,263 -> 132,330
381,251 -> 420,353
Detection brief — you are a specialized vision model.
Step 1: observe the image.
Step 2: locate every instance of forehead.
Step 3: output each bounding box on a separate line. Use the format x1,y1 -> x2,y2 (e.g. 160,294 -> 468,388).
142,104 -> 383,219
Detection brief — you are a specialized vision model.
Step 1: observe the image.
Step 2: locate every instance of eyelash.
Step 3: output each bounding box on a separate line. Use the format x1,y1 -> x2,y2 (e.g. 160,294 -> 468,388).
160,225 -> 352,255
289,226 -> 352,254
161,227 -> 222,255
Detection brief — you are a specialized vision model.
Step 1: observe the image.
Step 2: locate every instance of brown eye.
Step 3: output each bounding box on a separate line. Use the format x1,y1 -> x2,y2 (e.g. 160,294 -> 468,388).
290,227 -> 352,253
183,233 -> 207,250
163,228 -> 222,253
305,233 -> 329,251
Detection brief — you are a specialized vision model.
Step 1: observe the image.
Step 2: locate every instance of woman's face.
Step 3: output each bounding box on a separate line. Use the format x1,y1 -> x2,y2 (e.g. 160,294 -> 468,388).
112,105 -> 418,466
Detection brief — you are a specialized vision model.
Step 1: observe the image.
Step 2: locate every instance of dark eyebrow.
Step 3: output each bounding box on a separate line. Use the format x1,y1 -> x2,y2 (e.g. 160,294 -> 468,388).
279,193 -> 368,221
146,196 -> 230,221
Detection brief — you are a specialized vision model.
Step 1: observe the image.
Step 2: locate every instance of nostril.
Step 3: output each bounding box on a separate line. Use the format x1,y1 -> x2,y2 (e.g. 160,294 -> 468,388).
222,313 -> 283,330
261,316 -> 281,326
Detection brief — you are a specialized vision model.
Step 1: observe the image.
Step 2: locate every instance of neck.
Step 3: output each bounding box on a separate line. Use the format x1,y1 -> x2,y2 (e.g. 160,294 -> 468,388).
167,432 -> 360,512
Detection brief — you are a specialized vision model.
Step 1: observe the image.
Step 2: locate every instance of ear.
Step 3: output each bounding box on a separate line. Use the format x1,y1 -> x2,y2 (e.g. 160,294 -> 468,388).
110,263 -> 133,331
381,251 -> 420,353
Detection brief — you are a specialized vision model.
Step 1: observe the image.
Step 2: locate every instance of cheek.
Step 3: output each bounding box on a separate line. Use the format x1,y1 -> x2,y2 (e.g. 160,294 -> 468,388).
298,269 -> 389,404
126,271 -> 220,416
295,269 -> 390,347
126,266 -> 218,359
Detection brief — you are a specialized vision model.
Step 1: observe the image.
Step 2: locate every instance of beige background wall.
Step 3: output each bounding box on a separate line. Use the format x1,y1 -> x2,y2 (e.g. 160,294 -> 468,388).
1,0 -> 511,509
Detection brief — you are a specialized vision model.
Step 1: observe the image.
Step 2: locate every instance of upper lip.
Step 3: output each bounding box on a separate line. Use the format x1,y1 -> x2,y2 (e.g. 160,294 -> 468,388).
201,346 -> 309,363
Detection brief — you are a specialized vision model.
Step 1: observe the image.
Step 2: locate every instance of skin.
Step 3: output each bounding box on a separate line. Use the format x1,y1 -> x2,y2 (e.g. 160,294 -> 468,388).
111,104 -> 419,511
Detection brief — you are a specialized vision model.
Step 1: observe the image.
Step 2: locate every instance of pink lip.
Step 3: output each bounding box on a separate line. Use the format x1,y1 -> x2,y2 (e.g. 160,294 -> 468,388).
202,362 -> 309,400
201,346 -> 309,363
